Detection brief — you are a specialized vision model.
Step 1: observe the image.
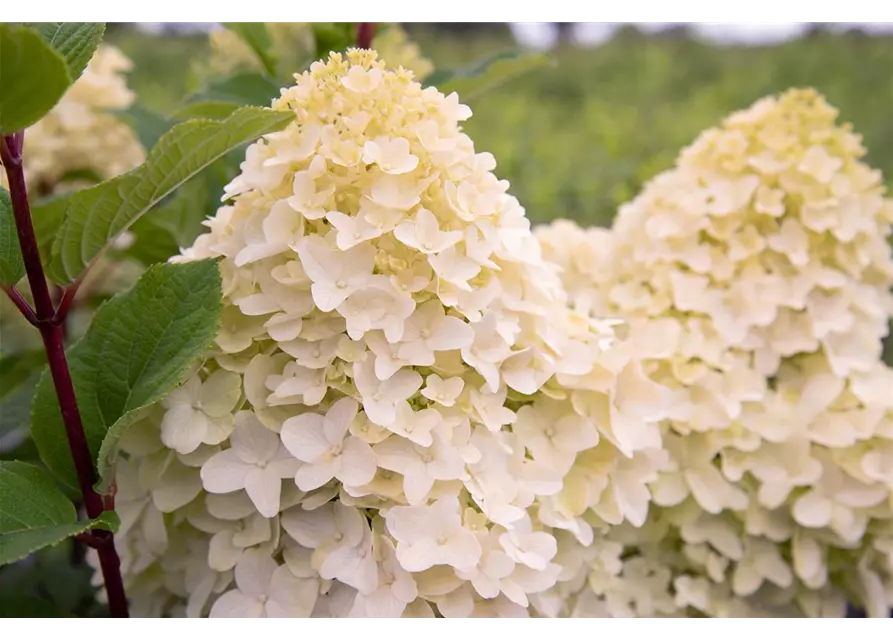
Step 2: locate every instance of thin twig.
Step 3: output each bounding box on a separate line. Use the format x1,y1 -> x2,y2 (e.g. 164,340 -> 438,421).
2,284 -> 38,325
52,284 -> 79,326
1,133 -> 129,618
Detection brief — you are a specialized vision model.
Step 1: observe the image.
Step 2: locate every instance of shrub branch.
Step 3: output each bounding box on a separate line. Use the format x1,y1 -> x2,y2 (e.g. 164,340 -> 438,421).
1,132 -> 130,618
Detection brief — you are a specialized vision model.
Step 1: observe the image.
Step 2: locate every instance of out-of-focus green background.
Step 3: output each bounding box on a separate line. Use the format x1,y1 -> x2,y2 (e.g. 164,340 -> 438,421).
106,23 -> 893,227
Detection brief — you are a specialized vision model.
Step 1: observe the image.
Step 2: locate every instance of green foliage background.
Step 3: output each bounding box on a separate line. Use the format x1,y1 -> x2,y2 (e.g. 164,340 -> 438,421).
107,25 -> 893,229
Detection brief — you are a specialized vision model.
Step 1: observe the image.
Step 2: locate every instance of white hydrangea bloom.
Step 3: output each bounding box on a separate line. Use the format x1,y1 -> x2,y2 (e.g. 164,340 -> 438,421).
0,45 -> 144,197
536,88 -> 893,618
106,49 -> 668,617
210,549 -> 318,617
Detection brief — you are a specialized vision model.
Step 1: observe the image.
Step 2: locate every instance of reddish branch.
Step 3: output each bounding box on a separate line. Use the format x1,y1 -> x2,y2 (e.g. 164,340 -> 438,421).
356,22 -> 376,49
2,284 -> 37,324
1,133 -> 129,618
53,284 -> 78,326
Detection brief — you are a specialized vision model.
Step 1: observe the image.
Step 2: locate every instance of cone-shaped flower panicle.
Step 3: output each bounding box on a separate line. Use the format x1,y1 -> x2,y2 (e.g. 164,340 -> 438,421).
536,88 -> 893,617
103,50 -> 669,618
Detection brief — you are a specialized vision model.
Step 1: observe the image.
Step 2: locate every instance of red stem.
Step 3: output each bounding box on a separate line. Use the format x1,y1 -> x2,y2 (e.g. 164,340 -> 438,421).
356,23 -> 376,49
2,284 -> 38,325
1,133 -> 129,618
53,284 -> 78,327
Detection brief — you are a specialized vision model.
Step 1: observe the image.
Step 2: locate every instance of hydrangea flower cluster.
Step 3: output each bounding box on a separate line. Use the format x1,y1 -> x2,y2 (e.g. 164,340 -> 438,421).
0,45 -> 144,197
535,89 -> 893,617
102,50 -> 669,618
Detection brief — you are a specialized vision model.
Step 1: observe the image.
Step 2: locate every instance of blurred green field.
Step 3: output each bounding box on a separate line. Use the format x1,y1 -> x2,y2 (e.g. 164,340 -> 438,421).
107,24 -> 893,227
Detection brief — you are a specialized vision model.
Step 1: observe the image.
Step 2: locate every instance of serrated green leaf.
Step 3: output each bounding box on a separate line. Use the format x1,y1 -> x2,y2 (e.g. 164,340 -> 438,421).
31,260 -> 222,490
0,461 -> 73,529
0,25 -> 72,134
0,595 -> 75,617
0,461 -> 118,566
173,101 -> 240,121
43,106 -> 293,283
24,23 -> 105,81
222,23 -> 278,78
427,51 -> 551,102
0,188 -> 25,285
0,510 -> 119,566
112,104 -> 169,152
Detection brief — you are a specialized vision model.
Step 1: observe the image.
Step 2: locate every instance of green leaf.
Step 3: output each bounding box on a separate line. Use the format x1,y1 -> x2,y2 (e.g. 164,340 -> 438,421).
0,188 -> 25,285
118,222 -> 178,267
112,104 -> 169,151
125,172 -> 213,266
0,25 -> 72,134
426,51 -> 551,101
0,541 -> 94,614
0,510 -> 119,566
183,72 -> 280,109
311,22 -> 356,59
172,73 -> 281,121
0,350 -> 45,398
31,260 -> 222,490
0,461 -> 118,566
173,101 -> 240,121
56,168 -> 103,185
222,23 -> 278,78
0,372 -> 39,455
29,193 -> 68,265
0,437 -> 39,463
25,23 -> 105,80
43,106 -> 293,283
0,595 -> 74,618
120,149 -> 245,266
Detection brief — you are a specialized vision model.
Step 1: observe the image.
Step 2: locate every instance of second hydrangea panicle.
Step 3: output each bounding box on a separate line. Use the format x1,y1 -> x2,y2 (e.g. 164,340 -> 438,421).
101,49 -> 670,618
536,88 -> 893,617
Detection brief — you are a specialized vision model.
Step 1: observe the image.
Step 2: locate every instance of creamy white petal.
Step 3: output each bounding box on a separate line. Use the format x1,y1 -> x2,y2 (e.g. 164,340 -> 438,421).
201,449 -> 252,494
